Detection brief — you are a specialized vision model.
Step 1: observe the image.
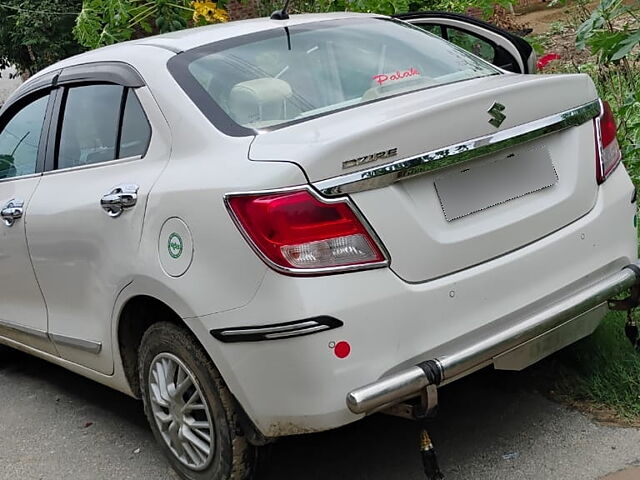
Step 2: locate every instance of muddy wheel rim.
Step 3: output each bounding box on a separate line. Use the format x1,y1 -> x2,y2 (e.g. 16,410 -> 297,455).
148,352 -> 216,471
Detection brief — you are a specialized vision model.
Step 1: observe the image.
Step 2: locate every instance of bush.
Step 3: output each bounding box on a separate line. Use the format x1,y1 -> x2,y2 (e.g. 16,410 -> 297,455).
575,0 -> 640,180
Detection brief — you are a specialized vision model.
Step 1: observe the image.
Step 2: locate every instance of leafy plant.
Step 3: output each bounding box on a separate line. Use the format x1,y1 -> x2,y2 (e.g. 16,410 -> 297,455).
574,0 -> 639,179
255,0 -> 516,20
576,0 -> 640,61
406,0 -> 516,19
276,0 -> 411,16
0,0 -> 85,76
543,0 -> 639,181
74,0 -> 229,49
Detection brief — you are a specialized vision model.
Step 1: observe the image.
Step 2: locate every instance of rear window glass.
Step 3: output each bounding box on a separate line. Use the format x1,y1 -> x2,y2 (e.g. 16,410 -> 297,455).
169,18 -> 498,134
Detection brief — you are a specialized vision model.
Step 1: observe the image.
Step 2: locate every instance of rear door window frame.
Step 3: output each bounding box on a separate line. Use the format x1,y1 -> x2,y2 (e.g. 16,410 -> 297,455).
44,81 -> 152,174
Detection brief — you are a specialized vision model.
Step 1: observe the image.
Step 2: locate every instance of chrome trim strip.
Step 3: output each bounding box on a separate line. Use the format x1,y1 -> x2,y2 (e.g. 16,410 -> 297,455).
264,325 -> 330,339
41,155 -> 143,176
221,320 -> 320,337
0,319 -> 49,339
346,261 -> 639,415
223,185 -> 390,276
315,100 -> 601,197
49,333 -> 102,354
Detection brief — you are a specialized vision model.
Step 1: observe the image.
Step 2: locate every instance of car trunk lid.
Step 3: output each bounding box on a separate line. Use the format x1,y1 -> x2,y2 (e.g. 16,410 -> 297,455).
249,73 -> 601,282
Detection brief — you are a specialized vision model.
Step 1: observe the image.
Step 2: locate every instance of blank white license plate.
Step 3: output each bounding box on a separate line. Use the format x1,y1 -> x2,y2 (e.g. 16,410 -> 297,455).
434,147 -> 558,222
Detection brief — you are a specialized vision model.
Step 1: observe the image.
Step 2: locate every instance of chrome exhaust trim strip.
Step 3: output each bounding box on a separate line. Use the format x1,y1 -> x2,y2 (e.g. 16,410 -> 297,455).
316,100 -> 601,197
347,262 -> 640,415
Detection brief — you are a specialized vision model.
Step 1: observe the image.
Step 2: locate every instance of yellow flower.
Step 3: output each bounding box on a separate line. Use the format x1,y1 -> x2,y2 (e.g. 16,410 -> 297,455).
192,1 -> 229,24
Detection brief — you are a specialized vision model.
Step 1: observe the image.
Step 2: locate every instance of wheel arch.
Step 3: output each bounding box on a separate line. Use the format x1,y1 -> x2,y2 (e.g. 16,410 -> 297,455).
111,278 -> 270,444
112,276 -> 197,397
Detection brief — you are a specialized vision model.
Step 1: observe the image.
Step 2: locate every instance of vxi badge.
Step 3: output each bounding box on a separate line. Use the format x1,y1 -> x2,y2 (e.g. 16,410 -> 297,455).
488,102 -> 507,128
342,148 -> 398,170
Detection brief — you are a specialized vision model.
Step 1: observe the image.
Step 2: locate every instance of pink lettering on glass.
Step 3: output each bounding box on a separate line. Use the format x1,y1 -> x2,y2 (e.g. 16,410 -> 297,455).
372,67 -> 420,86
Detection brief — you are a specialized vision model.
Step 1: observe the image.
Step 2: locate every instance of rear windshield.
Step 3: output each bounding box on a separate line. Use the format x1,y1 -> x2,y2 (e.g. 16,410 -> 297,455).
168,17 -> 498,135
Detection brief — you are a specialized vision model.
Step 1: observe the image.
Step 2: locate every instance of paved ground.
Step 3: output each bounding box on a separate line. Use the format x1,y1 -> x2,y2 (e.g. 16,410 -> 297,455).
2,346 -> 640,480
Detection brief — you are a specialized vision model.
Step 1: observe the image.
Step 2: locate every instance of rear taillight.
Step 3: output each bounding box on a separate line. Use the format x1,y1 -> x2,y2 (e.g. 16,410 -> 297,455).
226,188 -> 388,274
594,100 -> 622,184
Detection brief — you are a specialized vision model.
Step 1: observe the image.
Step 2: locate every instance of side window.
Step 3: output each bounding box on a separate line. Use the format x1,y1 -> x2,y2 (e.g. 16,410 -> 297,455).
57,84 -> 123,169
56,85 -> 152,169
0,94 -> 49,179
119,89 -> 151,158
445,28 -> 496,63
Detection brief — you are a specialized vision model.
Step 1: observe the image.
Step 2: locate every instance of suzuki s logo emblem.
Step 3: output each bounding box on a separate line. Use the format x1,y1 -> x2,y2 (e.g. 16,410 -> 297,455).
488,102 -> 506,128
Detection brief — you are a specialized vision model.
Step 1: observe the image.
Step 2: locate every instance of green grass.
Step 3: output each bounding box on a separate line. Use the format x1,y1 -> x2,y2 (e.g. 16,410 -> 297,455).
546,211 -> 640,420
548,311 -> 640,419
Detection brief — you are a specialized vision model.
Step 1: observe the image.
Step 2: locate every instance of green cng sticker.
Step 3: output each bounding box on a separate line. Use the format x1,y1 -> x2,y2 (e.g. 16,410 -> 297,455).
168,232 -> 183,259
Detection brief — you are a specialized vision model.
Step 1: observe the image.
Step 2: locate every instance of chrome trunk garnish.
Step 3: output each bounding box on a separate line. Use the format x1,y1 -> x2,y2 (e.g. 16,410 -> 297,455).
315,100 -> 601,197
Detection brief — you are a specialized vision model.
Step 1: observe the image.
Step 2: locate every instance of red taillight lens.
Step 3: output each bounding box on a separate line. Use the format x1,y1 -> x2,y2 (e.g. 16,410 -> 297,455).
595,100 -> 622,184
226,189 -> 387,274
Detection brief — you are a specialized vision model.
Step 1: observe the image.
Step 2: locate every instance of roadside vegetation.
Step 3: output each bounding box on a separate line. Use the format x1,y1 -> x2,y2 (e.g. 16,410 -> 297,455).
533,0 -> 639,178
522,0 -> 640,421
547,312 -> 640,420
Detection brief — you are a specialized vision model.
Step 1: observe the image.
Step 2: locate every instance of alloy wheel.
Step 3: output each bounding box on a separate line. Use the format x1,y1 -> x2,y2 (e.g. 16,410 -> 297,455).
148,352 -> 216,471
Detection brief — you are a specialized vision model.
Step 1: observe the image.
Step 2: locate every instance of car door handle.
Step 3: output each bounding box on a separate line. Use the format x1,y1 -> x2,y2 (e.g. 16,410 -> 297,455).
100,184 -> 139,218
1,199 -> 24,227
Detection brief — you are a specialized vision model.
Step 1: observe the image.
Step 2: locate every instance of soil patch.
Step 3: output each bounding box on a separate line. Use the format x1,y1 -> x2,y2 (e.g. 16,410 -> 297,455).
601,467 -> 640,479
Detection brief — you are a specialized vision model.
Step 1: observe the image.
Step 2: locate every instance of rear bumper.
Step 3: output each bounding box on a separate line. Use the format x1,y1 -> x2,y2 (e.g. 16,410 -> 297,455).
188,165 -> 637,437
347,261 -> 640,414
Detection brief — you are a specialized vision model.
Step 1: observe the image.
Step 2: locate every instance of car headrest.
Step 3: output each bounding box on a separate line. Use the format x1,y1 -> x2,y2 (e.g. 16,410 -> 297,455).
229,78 -> 293,127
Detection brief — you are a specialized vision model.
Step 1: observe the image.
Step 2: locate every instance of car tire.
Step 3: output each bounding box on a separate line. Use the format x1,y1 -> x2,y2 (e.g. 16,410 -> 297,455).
139,322 -> 259,480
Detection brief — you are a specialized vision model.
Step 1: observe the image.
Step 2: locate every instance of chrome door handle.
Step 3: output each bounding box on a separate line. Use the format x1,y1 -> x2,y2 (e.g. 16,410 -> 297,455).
1,199 -> 24,227
100,184 -> 139,218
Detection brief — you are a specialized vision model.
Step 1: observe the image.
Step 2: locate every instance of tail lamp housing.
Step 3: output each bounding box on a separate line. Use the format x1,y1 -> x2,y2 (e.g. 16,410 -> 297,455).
225,188 -> 388,275
594,100 -> 622,184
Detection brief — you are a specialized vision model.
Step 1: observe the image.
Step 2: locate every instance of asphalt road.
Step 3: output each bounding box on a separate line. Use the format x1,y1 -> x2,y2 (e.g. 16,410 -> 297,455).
2,346 -> 640,480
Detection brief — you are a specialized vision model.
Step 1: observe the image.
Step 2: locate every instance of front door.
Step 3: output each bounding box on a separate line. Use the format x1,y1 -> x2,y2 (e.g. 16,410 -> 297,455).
26,81 -> 170,373
0,92 -> 53,353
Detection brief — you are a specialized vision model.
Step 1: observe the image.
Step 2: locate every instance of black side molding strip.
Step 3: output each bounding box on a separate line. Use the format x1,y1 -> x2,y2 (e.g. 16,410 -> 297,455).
211,316 -> 343,343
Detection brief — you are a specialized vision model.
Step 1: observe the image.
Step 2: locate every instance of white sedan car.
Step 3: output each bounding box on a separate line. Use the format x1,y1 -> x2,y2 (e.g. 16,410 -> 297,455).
0,11 -> 637,480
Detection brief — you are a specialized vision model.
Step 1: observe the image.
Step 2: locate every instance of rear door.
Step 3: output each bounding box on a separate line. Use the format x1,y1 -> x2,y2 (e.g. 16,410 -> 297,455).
0,89 -> 54,354
396,12 -> 536,73
26,64 -> 171,374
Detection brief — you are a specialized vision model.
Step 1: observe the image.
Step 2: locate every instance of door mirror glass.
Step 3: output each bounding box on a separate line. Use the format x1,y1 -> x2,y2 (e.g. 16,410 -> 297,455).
0,94 -> 49,179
